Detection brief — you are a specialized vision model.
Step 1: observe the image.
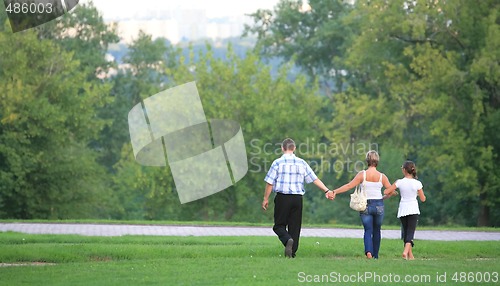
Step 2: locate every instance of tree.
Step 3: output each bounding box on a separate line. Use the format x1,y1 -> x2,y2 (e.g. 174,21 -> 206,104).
112,42 -> 328,221
0,28 -> 114,218
97,31 -> 171,171
245,0 -> 500,226
102,32 -> 176,219
189,45 -> 325,222
35,0 -> 119,81
244,0 -> 356,93
339,0 -> 500,226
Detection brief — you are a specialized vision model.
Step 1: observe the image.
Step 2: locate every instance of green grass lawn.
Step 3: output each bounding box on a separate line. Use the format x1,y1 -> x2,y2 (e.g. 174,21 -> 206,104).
0,232 -> 499,285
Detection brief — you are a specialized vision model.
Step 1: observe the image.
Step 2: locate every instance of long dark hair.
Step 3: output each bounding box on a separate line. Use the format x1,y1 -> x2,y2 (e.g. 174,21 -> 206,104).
403,161 -> 418,179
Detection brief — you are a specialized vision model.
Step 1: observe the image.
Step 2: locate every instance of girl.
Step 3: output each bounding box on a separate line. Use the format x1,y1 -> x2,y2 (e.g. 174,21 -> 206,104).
384,161 -> 426,260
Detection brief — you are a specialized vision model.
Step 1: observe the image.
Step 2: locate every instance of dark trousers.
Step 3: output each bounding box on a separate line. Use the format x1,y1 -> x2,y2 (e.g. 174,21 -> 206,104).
400,214 -> 419,246
273,193 -> 303,256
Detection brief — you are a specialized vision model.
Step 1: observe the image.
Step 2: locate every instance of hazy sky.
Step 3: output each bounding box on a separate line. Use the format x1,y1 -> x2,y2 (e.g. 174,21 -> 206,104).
83,0 -> 281,19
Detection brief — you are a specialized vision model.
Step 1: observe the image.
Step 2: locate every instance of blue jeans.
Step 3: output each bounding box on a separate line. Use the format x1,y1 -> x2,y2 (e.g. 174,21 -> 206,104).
360,199 -> 384,258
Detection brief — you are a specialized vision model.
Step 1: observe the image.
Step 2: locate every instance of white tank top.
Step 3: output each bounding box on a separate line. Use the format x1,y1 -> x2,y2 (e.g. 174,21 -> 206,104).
362,171 -> 383,199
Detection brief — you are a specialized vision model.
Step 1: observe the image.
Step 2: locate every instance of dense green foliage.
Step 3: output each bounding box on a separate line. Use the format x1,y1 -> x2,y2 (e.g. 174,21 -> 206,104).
0,1 -> 498,226
245,0 -> 500,226
0,7 -> 114,219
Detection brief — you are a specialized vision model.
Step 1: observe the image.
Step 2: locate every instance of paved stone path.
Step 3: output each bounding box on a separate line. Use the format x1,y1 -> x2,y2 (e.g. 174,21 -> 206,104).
1,223 -> 499,241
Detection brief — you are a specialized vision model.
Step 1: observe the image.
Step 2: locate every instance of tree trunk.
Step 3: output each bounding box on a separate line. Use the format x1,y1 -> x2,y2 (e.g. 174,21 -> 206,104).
477,203 -> 490,227
224,189 -> 236,221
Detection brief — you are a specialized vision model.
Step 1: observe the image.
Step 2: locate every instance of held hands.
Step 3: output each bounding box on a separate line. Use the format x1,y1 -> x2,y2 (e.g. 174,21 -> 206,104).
383,190 -> 398,200
388,190 -> 399,197
325,190 -> 336,201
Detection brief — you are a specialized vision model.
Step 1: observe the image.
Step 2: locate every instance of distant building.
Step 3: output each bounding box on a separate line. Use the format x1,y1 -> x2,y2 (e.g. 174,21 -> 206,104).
111,8 -> 250,44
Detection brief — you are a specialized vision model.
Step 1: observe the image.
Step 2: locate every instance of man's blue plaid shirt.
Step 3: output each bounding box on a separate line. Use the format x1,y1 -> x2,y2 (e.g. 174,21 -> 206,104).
264,153 -> 318,195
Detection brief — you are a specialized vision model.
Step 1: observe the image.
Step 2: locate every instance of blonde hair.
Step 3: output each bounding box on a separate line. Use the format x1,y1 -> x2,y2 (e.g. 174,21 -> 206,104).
366,150 -> 379,167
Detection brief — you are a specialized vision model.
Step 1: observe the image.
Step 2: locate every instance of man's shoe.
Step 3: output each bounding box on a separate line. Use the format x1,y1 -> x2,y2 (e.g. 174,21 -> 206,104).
285,238 -> 293,258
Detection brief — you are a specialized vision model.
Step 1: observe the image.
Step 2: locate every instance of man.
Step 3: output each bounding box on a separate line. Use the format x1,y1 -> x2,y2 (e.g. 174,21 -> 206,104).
262,138 -> 335,258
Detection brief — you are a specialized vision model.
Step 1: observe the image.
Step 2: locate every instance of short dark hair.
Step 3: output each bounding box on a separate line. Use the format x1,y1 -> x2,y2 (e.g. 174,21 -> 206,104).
282,138 -> 295,151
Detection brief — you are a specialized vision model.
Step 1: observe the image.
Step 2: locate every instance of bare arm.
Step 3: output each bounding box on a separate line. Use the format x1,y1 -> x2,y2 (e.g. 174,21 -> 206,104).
382,174 -> 392,189
382,175 -> 398,199
384,182 -> 398,196
262,183 -> 273,210
313,178 -> 329,193
332,172 -> 363,195
382,174 -> 393,199
418,189 -> 426,202
313,178 -> 335,200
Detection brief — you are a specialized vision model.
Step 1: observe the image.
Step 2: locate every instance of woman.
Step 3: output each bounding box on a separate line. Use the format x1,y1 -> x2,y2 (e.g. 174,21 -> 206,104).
384,160 -> 426,260
332,150 -> 395,259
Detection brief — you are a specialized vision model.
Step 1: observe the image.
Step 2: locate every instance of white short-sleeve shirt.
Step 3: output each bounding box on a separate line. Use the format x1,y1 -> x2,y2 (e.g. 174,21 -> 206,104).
395,177 -> 423,218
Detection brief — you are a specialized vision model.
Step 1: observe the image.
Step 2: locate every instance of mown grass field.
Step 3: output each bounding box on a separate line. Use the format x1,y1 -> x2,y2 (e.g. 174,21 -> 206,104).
0,231 -> 499,285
